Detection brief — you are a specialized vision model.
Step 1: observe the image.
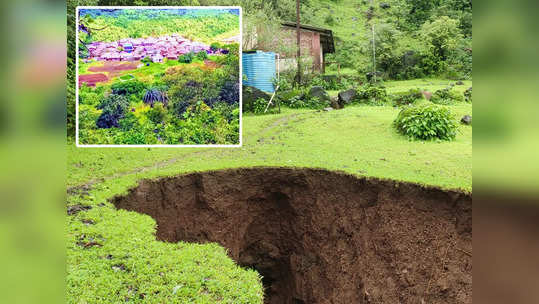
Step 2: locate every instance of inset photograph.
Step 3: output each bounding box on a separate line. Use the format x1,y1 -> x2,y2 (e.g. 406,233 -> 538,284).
76,7 -> 241,146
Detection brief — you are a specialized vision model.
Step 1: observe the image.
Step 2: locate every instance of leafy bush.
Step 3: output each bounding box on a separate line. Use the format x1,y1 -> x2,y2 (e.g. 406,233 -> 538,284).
303,96 -> 330,109
392,88 -> 424,106
96,94 -> 130,129
252,97 -> 269,114
141,56 -> 152,64
394,103 -> 458,141
146,103 -> 167,124
282,95 -> 329,110
78,104 -> 101,130
111,80 -> 147,98
179,52 -> 194,63
118,112 -> 140,132
272,75 -> 294,91
79,92 -> 101,106
96,111 -> 121,129
97,93 -> 129,113
218,81 -> 240,105
355,85 -> 390,105
430,87 -> 464,105
309,75 -> 348,91
196,50 -> 208,61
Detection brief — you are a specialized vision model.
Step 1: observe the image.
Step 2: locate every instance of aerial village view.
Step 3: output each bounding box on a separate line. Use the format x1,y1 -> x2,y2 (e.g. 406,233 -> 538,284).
77,8 -> 240,145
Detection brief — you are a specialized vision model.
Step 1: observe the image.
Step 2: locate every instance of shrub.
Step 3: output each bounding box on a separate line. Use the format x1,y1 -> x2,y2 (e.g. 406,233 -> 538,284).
79,91 -> 101,106
253,97 -> 269,114
146,103 -> 167,124
141,56 -> 152,64
304,96 -> 330,109
196,50 -> 208,61
118,112 -> 140,131
309,75 -> 346,91
282,95 -> 329,110
96,94 -> 130,129
392,88 -> 424,106
96,111 -> 122,129
284,95 -> 305,109
179,52 -> 194,63
218,81 -> 240,105
393,103 -> 458,141
143,88 -> 168,107
431,87 -> 464,105
356,85 -> 390,105
111,80 -> 147,97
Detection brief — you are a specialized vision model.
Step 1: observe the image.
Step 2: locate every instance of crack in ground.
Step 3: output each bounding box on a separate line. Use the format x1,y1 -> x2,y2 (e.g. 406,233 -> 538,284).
112,167 -> 472,304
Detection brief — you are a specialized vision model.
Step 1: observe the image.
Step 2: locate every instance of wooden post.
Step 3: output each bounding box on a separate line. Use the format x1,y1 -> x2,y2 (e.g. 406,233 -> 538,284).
296,0 -> 301,84
370,0 -> 376,83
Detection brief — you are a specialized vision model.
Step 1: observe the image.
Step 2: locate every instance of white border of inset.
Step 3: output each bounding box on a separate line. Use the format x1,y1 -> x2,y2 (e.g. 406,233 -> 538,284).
76,6 -> 242,148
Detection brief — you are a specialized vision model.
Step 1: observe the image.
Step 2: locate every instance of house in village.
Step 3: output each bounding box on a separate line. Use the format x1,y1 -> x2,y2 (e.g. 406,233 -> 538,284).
86,34 -> 214,63
245,22 -> 335,73
151,54 -> 164,63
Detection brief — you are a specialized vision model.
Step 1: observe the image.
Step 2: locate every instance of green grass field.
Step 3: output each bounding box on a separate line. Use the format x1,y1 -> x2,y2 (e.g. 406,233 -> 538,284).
67,79 -> 472,303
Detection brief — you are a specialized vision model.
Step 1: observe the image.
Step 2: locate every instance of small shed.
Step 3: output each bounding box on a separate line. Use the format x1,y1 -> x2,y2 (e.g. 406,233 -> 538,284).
279,22 -> 335,73
246,22 -> 335,73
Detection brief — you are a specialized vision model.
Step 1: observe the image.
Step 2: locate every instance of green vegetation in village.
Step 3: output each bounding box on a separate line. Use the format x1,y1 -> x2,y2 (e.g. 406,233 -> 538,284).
76,8 -> 241,145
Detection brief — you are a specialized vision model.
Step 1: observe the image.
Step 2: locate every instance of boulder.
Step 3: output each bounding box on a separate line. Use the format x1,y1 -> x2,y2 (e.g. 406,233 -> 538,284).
422,91 -> 432,100
380,2 -> 391,9
330,97 -> 341,109
338,89 -> 357,105
308,86 -> 331,103
242,85 -> 270,112
455,81 -> 465,85
461,115 -> 472,125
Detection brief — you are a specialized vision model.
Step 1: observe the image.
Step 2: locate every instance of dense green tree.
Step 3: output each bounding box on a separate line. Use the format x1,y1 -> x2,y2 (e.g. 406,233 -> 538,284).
420,16 -> 462,61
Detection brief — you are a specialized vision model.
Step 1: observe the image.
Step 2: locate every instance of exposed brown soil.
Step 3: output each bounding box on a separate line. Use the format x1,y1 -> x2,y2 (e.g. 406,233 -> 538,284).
204,59 -> 221,69
112,167 -> 472,304
88,61 -> 139,73
78,73 -> 108,87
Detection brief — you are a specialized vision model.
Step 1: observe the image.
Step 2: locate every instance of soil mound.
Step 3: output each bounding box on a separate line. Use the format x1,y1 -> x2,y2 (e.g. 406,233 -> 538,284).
112,168 -> 472,304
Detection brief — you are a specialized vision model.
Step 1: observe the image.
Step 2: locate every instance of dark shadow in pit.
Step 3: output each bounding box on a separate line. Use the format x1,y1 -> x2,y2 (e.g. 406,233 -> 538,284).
112,167 -> 472,304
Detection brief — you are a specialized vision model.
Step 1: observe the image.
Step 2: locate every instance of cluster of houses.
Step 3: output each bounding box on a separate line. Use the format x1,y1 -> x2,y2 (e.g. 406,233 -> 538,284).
86,33 -> 212,63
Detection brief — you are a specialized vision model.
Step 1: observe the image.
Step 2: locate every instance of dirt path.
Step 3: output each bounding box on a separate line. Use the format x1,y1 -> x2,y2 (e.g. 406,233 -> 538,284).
67,112 -> 313,193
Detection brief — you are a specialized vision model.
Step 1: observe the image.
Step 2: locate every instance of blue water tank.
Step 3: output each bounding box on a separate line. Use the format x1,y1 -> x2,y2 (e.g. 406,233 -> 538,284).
242,51 -> 276,93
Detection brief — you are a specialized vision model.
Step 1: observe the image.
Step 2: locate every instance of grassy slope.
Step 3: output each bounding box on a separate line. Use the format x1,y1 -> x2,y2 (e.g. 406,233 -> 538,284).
67,80 -> 472,303
303,0 -> 396,74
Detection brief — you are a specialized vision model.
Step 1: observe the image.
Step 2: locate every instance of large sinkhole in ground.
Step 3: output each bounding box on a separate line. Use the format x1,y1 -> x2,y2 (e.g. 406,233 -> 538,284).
112,168 -> 472,304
